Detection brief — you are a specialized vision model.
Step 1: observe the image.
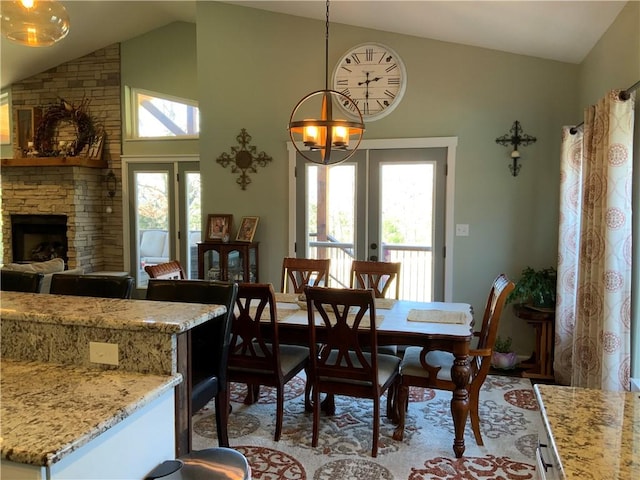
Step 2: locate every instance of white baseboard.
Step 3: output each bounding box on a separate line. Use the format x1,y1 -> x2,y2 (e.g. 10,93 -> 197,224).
630,378 -> 640,392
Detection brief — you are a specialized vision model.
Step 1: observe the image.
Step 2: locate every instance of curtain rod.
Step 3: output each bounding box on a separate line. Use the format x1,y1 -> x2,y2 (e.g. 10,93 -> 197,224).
569,80 -> 640,134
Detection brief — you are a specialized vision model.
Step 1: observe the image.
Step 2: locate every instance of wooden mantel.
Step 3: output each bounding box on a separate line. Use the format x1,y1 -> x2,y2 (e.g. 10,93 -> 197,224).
1,157 -> 107,168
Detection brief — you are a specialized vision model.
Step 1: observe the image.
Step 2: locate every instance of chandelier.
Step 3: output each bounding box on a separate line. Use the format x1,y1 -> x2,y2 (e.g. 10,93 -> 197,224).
1,0 -> 70,47
288,0 -> 364,166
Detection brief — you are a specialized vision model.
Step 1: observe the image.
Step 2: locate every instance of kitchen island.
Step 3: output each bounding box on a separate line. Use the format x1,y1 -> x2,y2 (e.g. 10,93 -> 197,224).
534,384 -> 639,479
0,292 -> 227,460
1,359 -> 180,479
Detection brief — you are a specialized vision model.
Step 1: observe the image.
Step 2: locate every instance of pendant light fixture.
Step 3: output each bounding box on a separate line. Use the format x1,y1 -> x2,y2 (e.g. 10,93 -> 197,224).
288,0 -> 364,166
1,0 -> 70,47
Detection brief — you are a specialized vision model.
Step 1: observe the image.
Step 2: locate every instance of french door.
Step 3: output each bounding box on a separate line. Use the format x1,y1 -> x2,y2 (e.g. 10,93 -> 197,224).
294,142 -> 450,301
126,160 -> 201,292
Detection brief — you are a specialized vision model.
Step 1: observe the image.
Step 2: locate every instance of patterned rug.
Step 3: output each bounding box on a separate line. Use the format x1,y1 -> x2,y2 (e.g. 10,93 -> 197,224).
192,375 -> 541,479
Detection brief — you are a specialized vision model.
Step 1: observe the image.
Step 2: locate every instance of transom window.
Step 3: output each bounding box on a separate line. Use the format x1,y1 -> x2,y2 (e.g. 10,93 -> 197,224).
127,87 -> 199,139
1,91 -> 10,145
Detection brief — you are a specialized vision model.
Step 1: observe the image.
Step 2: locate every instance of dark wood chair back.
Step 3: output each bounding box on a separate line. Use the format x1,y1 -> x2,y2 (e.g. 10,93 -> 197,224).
1,270 -> 44,293
228,282 -> 310,441
144,260 -> 186,280
145,278 -> 238,447
281,257 -> 330,293
350,260 -> 401,299
49,274 -> 134,298
394,273 -> 515,446
304,285 -> 400,456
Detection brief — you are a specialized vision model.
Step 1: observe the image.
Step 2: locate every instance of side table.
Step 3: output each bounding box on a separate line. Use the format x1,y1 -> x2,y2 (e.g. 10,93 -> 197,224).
513,304 -> 555,381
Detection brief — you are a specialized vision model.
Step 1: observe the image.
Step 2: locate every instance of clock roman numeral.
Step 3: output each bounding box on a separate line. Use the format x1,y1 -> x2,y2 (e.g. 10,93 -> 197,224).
366,48 -> 374,61
350,53 -> 361,64
384,90 -> 396,99
339,88 -> 351,97
376,100 -> 385,110
340,66 -> 353,73
336,79 -> 348,86
385,63 -> 398,73
388,77 -> 400,85
377,52 -> 387,64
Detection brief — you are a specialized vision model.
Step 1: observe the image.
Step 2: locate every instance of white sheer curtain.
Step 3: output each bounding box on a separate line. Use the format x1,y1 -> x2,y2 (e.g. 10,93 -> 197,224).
555,90 -> 635,391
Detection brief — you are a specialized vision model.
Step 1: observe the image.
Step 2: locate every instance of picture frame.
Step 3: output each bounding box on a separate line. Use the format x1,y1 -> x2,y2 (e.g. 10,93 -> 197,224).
206,214 -> 233,241
236,216 -> 259,242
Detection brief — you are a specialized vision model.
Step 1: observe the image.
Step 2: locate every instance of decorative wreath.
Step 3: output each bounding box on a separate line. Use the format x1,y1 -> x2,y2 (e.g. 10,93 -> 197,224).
34,97 -> 97,157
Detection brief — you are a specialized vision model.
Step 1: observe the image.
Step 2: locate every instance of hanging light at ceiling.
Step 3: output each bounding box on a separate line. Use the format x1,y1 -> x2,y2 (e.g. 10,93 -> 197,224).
288,0 -> 364,166
1,0 -> 70,47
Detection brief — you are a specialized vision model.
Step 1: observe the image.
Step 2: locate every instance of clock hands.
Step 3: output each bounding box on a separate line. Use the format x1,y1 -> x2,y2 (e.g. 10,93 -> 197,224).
357,72 -> 382,115
357,72 -> 382,86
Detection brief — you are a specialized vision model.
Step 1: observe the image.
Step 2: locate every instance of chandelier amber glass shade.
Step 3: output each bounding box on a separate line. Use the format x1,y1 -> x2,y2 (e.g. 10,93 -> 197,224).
288,89 -> 364,166
1,0 -> 70,47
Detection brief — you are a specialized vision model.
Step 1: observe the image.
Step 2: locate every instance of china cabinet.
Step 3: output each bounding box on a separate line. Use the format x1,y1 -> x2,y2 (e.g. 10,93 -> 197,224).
197,242 -> 258,282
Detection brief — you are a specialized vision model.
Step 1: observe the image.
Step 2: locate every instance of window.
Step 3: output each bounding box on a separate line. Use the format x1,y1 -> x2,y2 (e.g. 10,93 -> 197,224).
0,91 -> 10,144
127,87 -> 199,139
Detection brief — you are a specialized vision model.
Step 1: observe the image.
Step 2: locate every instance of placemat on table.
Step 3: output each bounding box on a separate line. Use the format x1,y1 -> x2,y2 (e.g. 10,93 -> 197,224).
275,292 -> 300,304
375,298 -> 397,309
407,309 -> 466,324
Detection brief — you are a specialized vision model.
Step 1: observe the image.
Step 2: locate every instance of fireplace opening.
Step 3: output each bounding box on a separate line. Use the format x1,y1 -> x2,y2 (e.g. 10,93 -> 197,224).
11,214 -> 68,263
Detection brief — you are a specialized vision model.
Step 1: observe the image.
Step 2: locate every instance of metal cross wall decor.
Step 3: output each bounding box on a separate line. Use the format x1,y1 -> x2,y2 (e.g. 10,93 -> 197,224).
495,120 -> 537,176
216,129 -> 273,190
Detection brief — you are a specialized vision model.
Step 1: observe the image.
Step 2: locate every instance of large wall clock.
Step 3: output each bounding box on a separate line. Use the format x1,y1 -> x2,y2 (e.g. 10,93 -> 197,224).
332,42 -> 407,122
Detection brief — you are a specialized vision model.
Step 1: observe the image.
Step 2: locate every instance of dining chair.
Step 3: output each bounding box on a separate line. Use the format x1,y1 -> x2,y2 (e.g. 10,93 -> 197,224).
281,257 -> 330,294
0,270 -> 44,293
304,285 -> 401,457
49,274 -> 135,298
394,273 -> 515,445
146,279 -> 238,448
144,260 -> 186,280
227,282 -> 310,441
350,260 -> 402,299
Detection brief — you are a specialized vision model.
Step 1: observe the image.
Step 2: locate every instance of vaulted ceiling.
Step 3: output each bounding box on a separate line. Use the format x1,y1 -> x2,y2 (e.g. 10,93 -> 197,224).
0,1 -> 627,89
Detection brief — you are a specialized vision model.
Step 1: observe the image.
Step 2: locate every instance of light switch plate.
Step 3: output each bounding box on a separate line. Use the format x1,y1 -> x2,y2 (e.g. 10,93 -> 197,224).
455,224 -> 469,236
89,341 -> 119,366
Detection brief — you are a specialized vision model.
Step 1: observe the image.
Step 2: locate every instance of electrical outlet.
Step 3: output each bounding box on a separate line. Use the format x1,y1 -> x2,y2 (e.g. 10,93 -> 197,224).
455,224 -> 469,236
89,341 -> 119,366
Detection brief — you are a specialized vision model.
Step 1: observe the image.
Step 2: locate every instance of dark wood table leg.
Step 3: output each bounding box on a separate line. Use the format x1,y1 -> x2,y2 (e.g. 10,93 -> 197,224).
450,347 -> 470,458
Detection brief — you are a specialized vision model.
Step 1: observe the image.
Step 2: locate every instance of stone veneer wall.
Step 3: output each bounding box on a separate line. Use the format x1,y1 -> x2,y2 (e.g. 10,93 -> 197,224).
1,45 -> 124,272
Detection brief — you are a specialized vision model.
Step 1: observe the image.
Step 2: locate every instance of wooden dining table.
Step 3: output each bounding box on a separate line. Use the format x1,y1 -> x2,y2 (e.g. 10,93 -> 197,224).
272,294 -> 474,458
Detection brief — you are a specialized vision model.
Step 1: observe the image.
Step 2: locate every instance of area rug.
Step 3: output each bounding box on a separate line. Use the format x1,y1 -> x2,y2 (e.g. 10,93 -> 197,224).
192,375 -> 541,479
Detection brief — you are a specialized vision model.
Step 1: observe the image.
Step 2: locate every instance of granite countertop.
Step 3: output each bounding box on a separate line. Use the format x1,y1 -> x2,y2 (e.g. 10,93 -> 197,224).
0,359 -> 182,467
534,384 -> 639,480
0,291 -> 226,333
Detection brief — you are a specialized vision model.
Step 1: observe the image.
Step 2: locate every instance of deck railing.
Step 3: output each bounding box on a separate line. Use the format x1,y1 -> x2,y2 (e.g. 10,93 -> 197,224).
309,239 -> 433,301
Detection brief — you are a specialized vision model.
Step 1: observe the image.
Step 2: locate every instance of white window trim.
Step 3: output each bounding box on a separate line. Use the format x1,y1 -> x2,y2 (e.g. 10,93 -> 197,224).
125,87 -> 200,140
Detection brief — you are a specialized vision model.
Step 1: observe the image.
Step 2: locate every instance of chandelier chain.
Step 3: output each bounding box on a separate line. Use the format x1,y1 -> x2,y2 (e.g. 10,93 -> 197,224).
324,0 -> 330,90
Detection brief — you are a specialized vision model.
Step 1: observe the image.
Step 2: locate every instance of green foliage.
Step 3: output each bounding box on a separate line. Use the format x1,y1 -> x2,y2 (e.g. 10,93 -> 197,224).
508,266 -> 557,307
494,335 -> 513,353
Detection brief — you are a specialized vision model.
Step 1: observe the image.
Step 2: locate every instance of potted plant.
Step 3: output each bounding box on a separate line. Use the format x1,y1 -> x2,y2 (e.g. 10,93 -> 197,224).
492,335 -> 518,369
507,266 -> 557,309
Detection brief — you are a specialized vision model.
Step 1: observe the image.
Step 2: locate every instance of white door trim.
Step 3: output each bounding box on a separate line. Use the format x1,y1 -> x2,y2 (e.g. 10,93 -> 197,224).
287,137 -> 458,301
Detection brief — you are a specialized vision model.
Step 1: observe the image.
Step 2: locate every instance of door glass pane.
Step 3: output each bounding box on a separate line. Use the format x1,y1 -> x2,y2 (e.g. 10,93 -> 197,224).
306,164 -> 356,288
135,172 -> 169,288
185,171 -> 201,279
380,163 -> 434,301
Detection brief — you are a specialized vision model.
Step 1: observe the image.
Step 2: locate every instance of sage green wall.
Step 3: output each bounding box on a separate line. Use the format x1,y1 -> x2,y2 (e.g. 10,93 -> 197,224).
121,21 -> 199,156
579,0 -> 640,378
119,2 -> 636,356
195,2 -> 579,353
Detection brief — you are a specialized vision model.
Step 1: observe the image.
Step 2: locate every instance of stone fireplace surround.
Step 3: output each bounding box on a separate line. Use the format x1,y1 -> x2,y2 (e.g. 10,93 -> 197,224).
2,166 -> 104,271
1,44 -> 124,273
